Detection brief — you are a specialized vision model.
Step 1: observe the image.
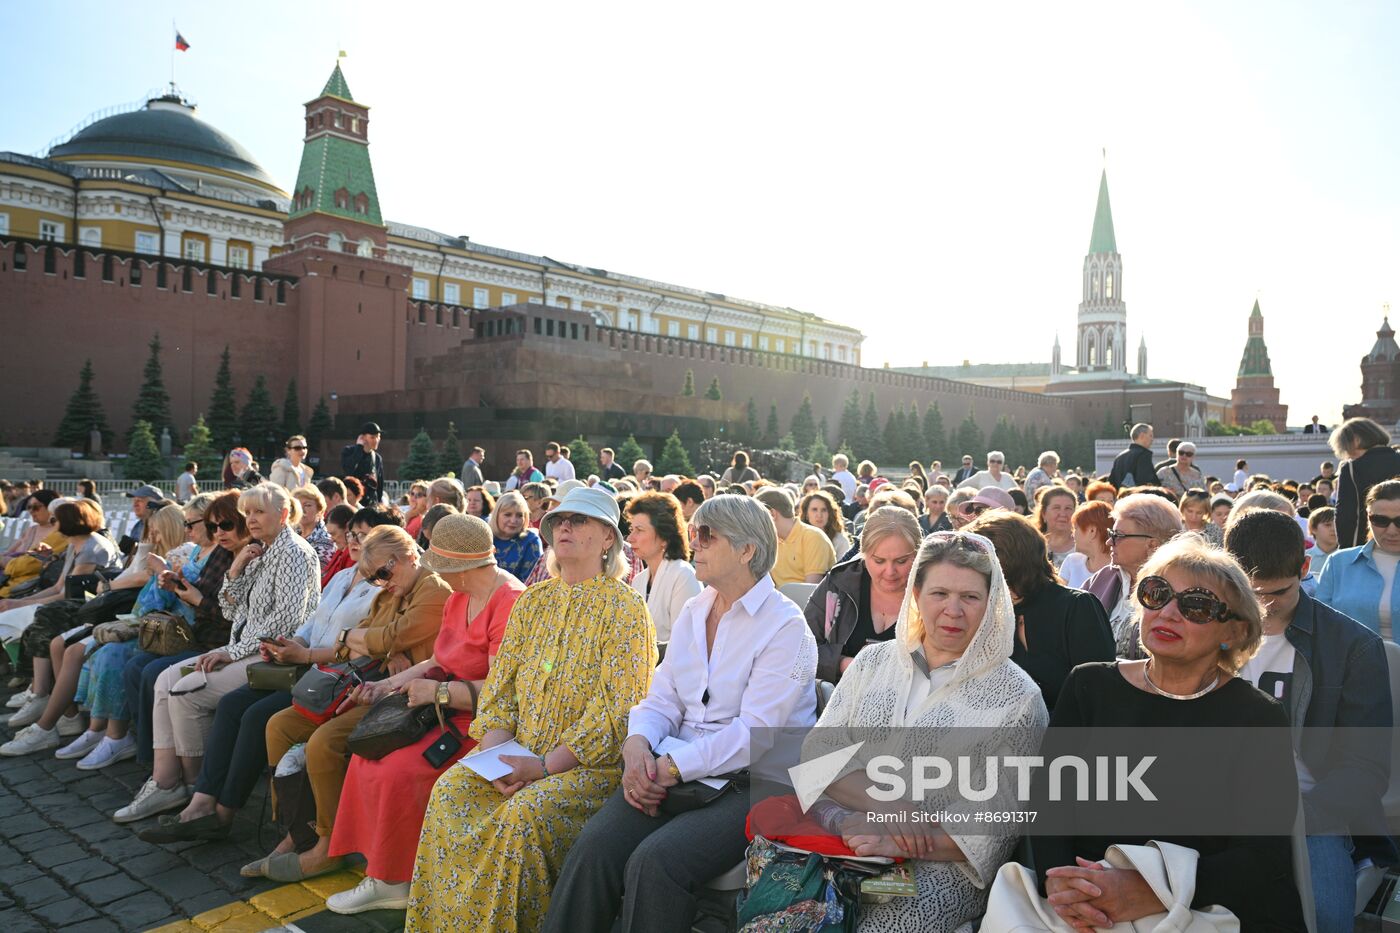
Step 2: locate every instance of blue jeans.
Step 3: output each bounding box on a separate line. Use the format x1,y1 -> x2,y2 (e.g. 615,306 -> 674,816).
1306,834 -> 1355,933
123,649 -> 199,765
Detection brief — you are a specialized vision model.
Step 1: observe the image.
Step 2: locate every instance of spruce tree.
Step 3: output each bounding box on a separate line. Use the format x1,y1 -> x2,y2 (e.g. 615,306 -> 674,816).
657,430 -> 695,475
566,436 -> 600,479
806,437 -> 832,466
861,392 -> 883,465
280,378 -> 301,442
704,377 -> 723,401
123,420 -> 166,482
764,404 -> 780,447
238,375 -> 280,462
922,401 -> 946,464
616,434 -> 647,471
437,421 -> 463,477
130,334 -> 174,443
207,346 -> 239,453
681,370 -> 696,397
817,416 -> 830,450
905,402 -> 922,462
306,397 -> 333,452
181,415 -> 219,468
790,392 -> 817,451
882,409 -> 900,466
838,389 -> 862,457
398,428 -> 438,481
957,407 -> 985,458
777,432 -> 798,453
53,359 -> 113,451
744,398 -> 761,445
989,416 -> 1015,461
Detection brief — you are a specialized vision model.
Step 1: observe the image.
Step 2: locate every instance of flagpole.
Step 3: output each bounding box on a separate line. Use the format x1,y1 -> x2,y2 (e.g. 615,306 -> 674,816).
170,20 -> 176,91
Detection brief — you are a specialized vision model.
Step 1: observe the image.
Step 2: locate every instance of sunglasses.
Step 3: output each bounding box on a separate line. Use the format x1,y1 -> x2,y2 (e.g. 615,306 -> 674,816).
688,524 -> 720,548
962,503 -> 991,516
367,556 -> 397,586
1136,575 -> 1235,624
205,519 -> 239,534
287,445 -> 307,452
184,519 -> 203,529
1106,529 -> 1154,543
25,503 -> 42,512
410,491 -> 427,499
1369,514 -> 1400,530
551,513 -> 593,530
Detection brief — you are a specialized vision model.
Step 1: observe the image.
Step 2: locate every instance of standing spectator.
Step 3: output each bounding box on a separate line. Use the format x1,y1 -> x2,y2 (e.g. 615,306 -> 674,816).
340,423 -> 385,504
223,448 -> 263,490
1059,500 -> 1112,590
270,436 -> 315,492
176,462 -> 200,503
1024,451 -> 1061,503
951,454 -> 977,486
625,492 -> 701,646
755,489 -> 836,587
830,453 -> 857,504
459,447 -> 486,489
1108,423 -> 1156,489
543,441 -> 576,482
1306,507 -> 1338,578
1304,414 -> 1327,434
928,459 -> 948,485
489,490 -> 542,581
1152,437 -> 1182,473
957,451 -> 1017,491
1232,458 -> 1250,492
1332,417 -> 1400,548
920,485 -> 952,535
1156,440 -> 1204,496
719,450 -> 760,486
1032,485 -> 1078,569
1316,479 -> 1400,640
504,449 -> 544,491
633,459 -> 654,488
1227,508 -> 1393,932
598,447 -> 627,483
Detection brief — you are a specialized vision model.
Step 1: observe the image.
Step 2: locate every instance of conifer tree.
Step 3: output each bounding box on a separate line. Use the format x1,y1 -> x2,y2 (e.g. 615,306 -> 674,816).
616,434 -> 647,471
704,377 -> 723,401
280,378 -> 301,442
123,420 -> 166,481
777,432 -> 797,453
904,402 -> 922,463
566,436 -> 600,479
957,407 -> 985,459
306,397 -> 333,452
744,398 -> 761,445
181,415 -> 219,468
399,428 -> 438,481
922,400 -> 946,464
806,437 -> 832,466
882,409 -> 900,465
207,346 -> 239,453
838,389 -> 862,458
861,392 -> 883,464
438,421 -> 463,477
764,404 -> 780,447
238,375 -> 279,461
130,334 -> 174,443
681,370 -> 696,397
53,359 -> 113,451
989,416 -> 1015,462
790,392 -> 817,451
657,430 -> 695,475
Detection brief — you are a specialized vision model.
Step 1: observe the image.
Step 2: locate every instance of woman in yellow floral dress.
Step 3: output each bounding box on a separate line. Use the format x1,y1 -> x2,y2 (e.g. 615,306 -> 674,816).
407,487 -> 656,932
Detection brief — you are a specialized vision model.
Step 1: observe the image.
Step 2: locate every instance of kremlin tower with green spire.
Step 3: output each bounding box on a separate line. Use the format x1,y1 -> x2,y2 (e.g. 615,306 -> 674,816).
1229,299 -> 1288,432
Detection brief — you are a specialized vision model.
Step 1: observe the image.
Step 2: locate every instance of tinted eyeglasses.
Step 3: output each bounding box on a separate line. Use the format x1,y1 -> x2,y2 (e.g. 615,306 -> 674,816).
1136,575 -> 1235,624
551,513 -> 593,530
962,503 -> 991,517
205,519 -> 239,534
688,524 -> 720,549
346,530 -> 366,543
184,519 -> 203,529
1369,513 -> 1400,530
1106,529 -> 1155,543
368,556 -> 397,586
287,445 -> 307,451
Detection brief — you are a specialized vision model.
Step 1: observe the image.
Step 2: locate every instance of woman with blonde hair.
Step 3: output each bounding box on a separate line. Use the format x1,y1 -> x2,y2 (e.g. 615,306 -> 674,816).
403,480 -> 430,539
270,436 -> 315,492
996,535 -> 1304,932
489,490 -> 542,582
292,485 -> 334,570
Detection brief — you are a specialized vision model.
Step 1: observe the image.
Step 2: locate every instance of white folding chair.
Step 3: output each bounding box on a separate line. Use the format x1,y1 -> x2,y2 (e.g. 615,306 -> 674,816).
778,582 -> 819,611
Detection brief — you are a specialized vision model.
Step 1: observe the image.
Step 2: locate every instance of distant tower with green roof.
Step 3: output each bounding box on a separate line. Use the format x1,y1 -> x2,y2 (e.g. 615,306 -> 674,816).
1229,300 -> 1288,432
1073,168 -> 1128,377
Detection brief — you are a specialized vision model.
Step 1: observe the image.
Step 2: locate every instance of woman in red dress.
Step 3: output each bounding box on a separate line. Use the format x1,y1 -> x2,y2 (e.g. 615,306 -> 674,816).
326,514 -> 525,914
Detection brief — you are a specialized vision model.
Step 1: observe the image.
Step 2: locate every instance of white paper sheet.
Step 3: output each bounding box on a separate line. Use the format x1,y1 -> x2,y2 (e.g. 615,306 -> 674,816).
655,735 -> 729,790
457,739 -> 539,782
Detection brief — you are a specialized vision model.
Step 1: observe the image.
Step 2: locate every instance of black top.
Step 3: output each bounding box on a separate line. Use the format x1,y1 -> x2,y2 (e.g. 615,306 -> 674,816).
1109,443 -> 1157,489
841,570 -> 894,658
1336,445 -> 1400,548
1008,582 -> 1114,710
1032,663 -> 1305,932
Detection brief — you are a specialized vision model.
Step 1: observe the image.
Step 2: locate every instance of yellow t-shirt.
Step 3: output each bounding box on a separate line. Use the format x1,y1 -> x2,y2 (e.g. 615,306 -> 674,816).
772,520 -> 837,588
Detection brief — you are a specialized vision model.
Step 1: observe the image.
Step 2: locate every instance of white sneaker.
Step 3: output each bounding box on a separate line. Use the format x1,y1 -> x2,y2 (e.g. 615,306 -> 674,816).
326,876 -> 412,914
113,777 -> 188,822
0,724 -> 59,756
56,712 -> 86,737
77,735 -> 136,771
55,730 -> 104,760
6,687 -> 33,709
7,695 -> 47,728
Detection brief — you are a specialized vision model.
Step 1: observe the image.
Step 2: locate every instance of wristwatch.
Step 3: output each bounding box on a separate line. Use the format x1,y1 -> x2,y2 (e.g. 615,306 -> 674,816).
435,681 -> 452,708
334,628 -> 351,661
663,755 -> 682,782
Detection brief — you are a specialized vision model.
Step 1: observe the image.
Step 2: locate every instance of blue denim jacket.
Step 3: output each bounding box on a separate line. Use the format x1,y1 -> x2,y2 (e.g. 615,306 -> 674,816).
1314,541 -> 1400,639
1284,592 -> 1395,862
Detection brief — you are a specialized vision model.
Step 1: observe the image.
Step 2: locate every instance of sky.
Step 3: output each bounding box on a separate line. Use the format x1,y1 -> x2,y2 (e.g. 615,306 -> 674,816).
5,1 -> 1398,425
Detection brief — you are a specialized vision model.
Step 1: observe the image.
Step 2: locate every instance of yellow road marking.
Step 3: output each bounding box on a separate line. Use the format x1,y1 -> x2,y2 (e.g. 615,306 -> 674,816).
144,868 -> 364,933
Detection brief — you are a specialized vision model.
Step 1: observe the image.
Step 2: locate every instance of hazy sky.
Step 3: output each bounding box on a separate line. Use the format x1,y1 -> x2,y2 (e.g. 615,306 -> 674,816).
7,1 -> 1398,424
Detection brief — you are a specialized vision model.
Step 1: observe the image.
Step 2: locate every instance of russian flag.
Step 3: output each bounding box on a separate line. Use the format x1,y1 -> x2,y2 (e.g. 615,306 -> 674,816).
175,31 -> 190,51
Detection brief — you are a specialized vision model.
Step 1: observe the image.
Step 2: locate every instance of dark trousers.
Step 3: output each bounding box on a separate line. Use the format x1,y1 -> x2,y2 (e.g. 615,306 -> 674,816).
193,685 -> 289,810
123,649 -> 199,765
542,785 -> 752,933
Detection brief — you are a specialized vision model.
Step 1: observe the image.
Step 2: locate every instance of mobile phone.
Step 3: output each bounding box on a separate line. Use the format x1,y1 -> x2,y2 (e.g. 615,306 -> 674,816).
258,635 -> 284,645
175,577 -> 189,590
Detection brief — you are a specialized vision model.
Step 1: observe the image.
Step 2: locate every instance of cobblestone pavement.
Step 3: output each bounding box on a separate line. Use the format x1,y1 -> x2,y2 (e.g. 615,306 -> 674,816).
0,684 -> 407,932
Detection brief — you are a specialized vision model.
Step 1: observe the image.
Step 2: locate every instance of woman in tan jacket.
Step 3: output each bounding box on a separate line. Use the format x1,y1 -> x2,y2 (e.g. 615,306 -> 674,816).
251,525 -> 450,882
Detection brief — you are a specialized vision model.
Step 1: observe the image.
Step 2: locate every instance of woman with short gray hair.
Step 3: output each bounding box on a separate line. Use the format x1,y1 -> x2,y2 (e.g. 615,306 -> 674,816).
544,493 -> 818,933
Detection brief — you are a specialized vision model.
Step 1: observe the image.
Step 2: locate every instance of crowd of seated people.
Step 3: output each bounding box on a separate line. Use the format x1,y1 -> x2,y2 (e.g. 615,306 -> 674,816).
0,419 -> 1396,932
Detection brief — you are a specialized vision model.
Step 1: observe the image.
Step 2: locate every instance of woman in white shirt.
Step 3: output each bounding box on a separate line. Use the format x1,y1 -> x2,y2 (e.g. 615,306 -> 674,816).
625,492 -> 702,648
543,494 -> 818,933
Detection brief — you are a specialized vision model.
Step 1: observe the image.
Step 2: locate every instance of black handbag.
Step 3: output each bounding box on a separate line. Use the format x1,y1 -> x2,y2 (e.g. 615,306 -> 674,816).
347,692 -> 437,760
658,777 -> 741,815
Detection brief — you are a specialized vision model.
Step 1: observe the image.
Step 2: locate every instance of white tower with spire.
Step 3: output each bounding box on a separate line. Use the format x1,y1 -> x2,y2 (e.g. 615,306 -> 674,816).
1076,168 -> 1128,375
1137,335 -> 1148,378
1051,333 -> 1062,377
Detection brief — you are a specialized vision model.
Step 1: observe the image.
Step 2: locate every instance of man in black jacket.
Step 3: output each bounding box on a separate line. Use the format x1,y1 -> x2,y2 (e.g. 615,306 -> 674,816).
951,455 -> 977,486
1108,423 -> 1156,490
340,422 -> 386,504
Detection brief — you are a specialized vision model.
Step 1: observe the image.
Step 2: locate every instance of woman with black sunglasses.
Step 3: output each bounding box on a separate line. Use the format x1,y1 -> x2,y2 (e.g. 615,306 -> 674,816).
1316,478 -> 1400,641
993,535 -> 1306,932
270,435 -> 316,493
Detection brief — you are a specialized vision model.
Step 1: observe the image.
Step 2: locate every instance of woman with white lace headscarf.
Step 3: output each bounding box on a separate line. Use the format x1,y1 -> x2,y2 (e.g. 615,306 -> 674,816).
802,530 -> 1049,933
